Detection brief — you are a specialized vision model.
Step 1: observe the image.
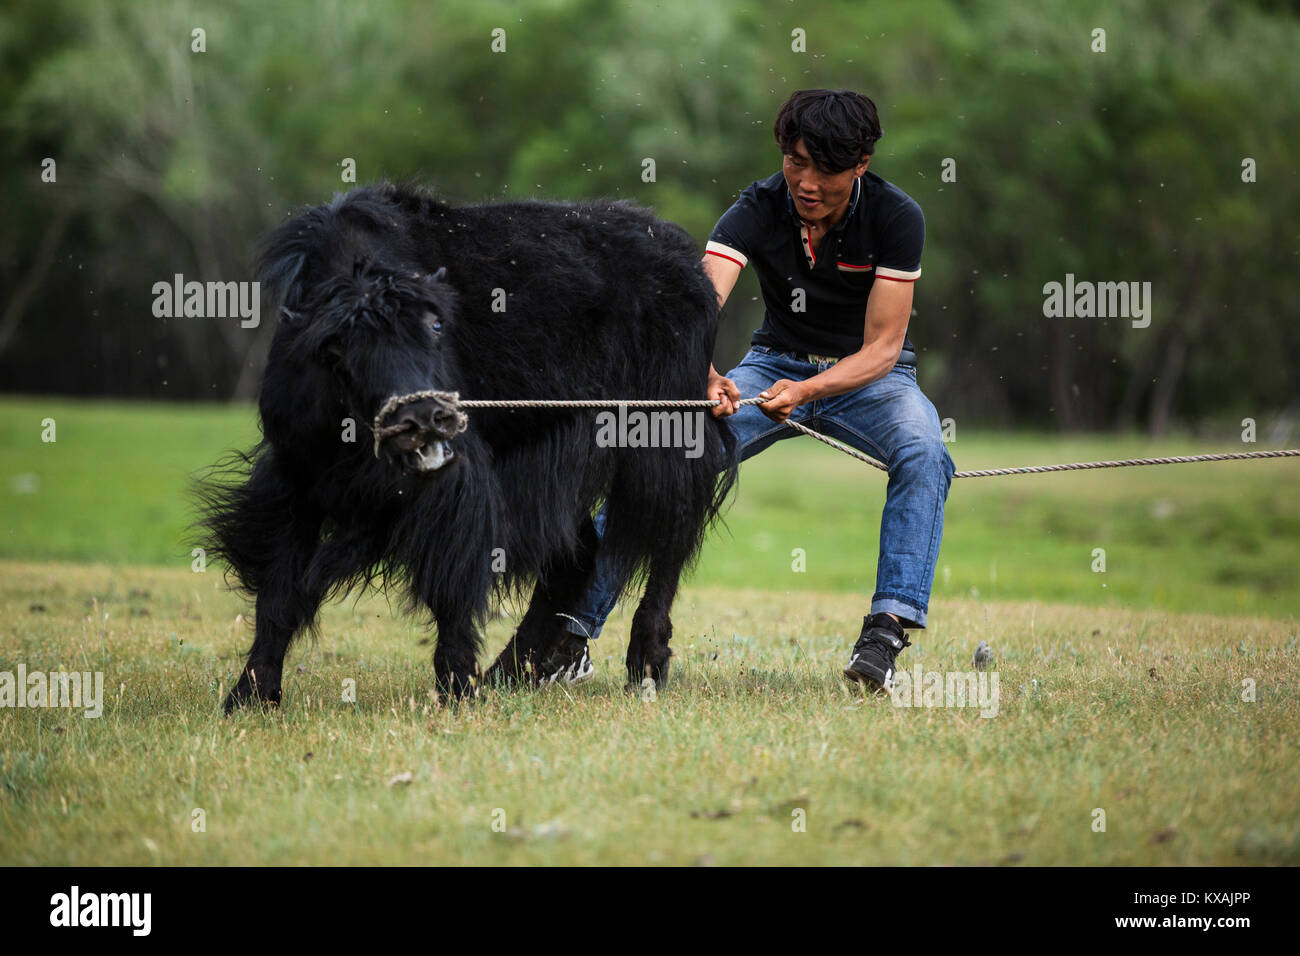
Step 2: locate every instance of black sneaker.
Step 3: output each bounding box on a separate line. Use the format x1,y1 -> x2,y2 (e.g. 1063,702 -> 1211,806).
537,632 -> 595,685
843,613 -> 911,694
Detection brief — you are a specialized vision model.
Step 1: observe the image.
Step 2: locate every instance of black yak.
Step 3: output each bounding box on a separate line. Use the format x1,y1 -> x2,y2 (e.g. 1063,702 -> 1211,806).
198,183 -> 737,710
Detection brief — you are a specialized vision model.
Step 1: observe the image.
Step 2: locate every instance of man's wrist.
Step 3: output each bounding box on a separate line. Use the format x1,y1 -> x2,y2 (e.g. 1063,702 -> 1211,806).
792,377 -> 819,404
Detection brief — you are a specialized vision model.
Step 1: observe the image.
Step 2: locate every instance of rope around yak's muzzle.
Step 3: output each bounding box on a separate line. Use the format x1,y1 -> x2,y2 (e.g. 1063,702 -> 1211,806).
370,390 -> 763,461
371,389 -> 469,458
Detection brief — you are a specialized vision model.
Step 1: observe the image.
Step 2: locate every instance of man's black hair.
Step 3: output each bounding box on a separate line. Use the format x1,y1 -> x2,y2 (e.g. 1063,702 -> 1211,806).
773,89 -> 883,172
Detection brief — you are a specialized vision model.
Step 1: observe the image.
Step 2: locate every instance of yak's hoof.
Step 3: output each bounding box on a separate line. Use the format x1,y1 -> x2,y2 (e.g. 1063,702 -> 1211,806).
223,670 -> 282,715
436,672 -> 481,705
623,676 -> 663,700
222,685 -> 281,715
624,657 -> 671,693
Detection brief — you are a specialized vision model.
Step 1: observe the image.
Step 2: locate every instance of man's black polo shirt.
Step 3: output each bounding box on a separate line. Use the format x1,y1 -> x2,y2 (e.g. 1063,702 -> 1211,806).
705,170 -> 924,359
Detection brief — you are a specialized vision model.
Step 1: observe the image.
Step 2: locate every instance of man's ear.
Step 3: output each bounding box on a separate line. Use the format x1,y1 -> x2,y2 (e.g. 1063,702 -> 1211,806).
857,156 -> 870,176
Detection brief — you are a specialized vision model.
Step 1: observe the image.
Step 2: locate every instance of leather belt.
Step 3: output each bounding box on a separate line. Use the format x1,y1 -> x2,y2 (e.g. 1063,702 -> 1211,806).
769,348 -> 917,367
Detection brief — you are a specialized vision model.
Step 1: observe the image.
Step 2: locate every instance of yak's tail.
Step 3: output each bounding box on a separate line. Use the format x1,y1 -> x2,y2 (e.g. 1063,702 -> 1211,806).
190,443 -> 290,596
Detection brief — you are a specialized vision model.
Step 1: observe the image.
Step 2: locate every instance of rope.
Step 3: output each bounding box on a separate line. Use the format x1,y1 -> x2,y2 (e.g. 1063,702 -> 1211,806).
371,389 -> 467,457
777,421 -> 1300,477
781,418 -> 888,472
948,448 -> 1300,478
456,397 -> 771,409
371,388 -> 1300,477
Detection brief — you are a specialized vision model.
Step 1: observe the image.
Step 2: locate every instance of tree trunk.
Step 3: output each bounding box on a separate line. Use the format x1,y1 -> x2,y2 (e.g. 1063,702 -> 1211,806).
230,317 -> 276,401
1147,332 -> 1187,437
0,208 -> 72,358
1050,321 -> 1075,431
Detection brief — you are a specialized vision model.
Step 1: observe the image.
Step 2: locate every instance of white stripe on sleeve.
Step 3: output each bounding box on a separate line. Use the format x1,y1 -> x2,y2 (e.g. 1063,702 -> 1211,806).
705,240 -> 748,268
875,265 -> 922,281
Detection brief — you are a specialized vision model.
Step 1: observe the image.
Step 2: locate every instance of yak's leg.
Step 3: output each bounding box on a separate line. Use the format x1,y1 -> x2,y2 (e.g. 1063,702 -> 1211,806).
218,458 -> 336,714
224,544 -> 330,714
625,549 -> 689,691
430,608 -> 483,702
484,517 -> 599,688
223,538 -> 368,713
220,528 -> 330,712
225,591 -> 315,713
224,531 -> 368,714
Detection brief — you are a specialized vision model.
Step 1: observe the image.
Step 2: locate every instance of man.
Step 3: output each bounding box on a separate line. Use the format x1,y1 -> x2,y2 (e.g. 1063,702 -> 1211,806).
541,89 -> 956,693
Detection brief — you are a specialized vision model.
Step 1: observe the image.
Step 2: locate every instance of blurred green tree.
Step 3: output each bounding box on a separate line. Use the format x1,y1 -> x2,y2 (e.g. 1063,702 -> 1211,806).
1,0 -> 1295,433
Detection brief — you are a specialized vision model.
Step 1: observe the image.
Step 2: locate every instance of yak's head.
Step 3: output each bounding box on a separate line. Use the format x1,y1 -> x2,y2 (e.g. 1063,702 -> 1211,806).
275,260 -> 464,475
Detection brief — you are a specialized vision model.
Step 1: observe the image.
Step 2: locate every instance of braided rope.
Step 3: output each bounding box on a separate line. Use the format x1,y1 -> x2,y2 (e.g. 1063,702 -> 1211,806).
371,389 -> 1300,476
371,389 -> 467,458
744,419 -> 1300,476
782,418 -> 888,472
456,397 -> 771,409
949,448 -> 1300,478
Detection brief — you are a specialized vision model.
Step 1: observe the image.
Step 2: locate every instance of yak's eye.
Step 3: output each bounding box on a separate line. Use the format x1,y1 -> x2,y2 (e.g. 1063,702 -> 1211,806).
423,312 -> 442,334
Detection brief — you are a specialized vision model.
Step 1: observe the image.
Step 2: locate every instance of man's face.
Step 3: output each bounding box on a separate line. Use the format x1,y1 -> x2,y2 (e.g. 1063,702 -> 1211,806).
782,138 -> 869,225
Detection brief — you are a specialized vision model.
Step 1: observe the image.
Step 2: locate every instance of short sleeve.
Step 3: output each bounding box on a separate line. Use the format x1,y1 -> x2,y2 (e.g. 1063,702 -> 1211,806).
875,197 -> 924,282
705,184 -> 766,268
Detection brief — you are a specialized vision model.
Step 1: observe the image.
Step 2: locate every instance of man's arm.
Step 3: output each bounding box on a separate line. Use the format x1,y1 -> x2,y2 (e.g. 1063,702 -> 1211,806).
757,278 -> 913,423
702,252 -> 743,308
702,254 -> 743,416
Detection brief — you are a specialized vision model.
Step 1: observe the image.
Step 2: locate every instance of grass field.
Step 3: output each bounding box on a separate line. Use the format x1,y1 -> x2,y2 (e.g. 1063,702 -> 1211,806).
1,396 -> 1298,864
2,560 -> 1297,865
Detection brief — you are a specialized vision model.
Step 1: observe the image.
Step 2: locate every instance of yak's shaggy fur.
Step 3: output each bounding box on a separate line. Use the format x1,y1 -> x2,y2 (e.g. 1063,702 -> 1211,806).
197,183 -> 736,709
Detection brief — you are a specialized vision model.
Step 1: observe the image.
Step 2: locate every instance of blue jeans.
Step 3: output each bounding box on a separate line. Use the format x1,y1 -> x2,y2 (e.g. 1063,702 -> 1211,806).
564,346 -> 957,636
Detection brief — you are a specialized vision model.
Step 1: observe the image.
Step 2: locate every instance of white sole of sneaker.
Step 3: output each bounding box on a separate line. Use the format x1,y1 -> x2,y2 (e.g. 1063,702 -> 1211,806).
541,660 -> 595,686
842,666 -> 891,696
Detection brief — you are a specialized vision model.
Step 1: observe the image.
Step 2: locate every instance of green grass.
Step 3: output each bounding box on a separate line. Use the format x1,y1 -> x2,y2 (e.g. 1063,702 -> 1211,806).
2,396 -> 1298,618
1,396 -> 1297,864
0,398 -> 249,567
1,559 -> 1297,865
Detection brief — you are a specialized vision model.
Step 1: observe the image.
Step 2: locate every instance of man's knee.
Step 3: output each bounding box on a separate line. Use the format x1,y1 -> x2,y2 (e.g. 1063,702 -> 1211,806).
893,434 -> 956,483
